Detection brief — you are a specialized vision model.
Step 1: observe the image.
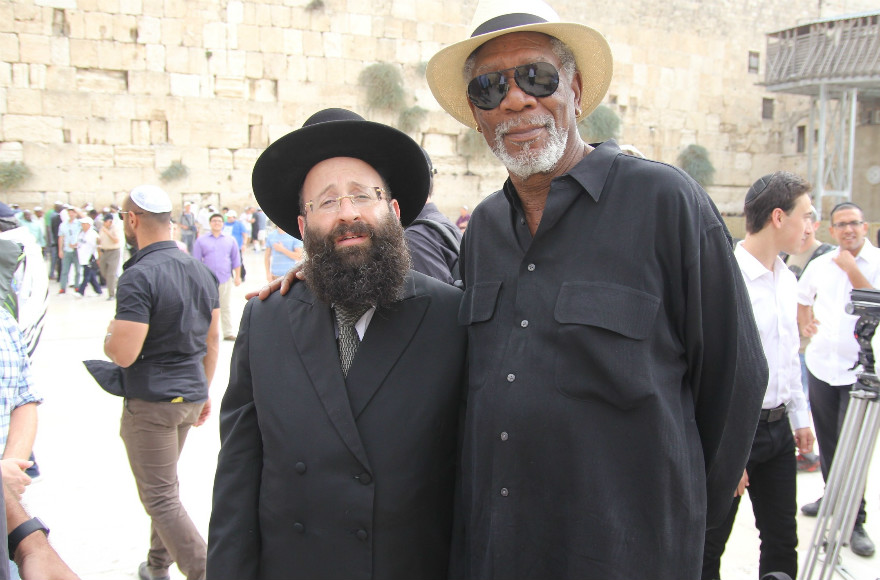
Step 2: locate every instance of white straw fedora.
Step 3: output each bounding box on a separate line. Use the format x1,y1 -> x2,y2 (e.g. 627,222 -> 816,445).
426,0 -> 613,128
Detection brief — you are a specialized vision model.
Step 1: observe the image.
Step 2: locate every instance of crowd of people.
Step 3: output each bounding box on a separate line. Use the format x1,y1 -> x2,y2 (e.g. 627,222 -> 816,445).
1,1 -> 877,579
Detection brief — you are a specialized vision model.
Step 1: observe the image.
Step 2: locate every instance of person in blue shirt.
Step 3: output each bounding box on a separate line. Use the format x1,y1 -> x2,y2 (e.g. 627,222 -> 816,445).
264,226 -> 302,282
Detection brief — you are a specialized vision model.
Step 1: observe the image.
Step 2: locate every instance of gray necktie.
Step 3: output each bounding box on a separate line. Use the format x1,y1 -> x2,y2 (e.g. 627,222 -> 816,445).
335,305 -> 369,377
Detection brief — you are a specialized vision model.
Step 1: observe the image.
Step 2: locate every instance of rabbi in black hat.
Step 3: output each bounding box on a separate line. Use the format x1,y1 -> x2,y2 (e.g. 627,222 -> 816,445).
207,108 -> 467,580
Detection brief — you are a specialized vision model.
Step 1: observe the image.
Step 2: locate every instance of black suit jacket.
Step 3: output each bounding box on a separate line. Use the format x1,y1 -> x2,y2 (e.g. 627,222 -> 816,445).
208,271 -> 466,580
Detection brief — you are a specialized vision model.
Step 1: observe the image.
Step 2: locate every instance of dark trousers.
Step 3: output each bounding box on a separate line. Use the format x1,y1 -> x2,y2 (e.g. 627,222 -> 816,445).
807,371 -> 867,524
702,418 -> 798,580
77,264 -> 102,295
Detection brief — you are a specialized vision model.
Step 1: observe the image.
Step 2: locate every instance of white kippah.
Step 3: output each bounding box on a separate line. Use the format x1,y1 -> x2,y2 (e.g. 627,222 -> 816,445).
130,184 -> 172,213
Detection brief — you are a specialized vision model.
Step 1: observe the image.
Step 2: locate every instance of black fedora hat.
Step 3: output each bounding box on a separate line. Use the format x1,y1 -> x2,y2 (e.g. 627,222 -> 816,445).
252,108 -> 431,240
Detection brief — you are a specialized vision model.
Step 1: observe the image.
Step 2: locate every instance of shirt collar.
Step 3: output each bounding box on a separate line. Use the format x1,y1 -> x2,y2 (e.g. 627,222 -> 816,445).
848,239 -> 880,264
501,140 -> 623,207
735,241 -> 785,282
123,240 -> 179,271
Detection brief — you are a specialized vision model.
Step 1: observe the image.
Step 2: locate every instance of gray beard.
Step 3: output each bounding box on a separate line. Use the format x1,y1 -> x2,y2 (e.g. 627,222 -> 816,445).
491,114 -> 568,179
302,210 -> 411,312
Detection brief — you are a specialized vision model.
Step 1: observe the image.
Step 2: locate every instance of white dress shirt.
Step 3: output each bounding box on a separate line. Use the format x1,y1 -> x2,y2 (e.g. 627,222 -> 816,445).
735,243 -> 809,429
798,240 -> 880,386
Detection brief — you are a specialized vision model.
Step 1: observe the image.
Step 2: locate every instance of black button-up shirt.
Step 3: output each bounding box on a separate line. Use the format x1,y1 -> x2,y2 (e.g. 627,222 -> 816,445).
455,141 -> 767,580
116,240 -> 219,402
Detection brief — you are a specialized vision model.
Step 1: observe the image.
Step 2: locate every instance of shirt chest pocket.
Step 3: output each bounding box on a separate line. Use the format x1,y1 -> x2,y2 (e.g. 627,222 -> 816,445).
459,281 -> 502,389
554,282 -> 660,409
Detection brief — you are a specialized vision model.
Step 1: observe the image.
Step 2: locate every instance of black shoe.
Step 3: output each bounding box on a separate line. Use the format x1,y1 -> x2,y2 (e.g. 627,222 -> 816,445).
801,498 -> 822,517
138,562 -> 170,580
851,524 -> 876,557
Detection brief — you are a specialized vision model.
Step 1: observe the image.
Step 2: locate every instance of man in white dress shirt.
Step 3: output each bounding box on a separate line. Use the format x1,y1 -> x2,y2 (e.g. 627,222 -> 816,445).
702,172 -> 815,580
797,200 -> 878,557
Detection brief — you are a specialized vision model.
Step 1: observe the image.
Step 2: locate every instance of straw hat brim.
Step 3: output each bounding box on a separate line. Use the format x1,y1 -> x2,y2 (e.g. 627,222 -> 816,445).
426,22 -> 613,128
252,120 -> 430,240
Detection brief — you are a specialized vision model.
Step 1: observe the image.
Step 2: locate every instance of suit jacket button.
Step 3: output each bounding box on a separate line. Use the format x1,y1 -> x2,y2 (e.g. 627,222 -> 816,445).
357,472 -> 372,484
295,462 -> 306,474
293,522 -> 304,533
356,529 -> 368,541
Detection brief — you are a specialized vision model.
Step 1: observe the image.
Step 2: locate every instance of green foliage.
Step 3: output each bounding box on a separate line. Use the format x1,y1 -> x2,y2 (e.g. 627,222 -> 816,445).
676,144 -> 715,187
459,130 -> 490,159
398,106 -> 427,134
358,63 -> 406,111
0,162 -> 32,191
577,105 -> 620,142
160,160 -> 189,183
305,0 -> 325,11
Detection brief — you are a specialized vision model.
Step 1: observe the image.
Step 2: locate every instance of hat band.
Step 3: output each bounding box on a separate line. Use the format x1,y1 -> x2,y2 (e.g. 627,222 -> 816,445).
471,13 -> 549,37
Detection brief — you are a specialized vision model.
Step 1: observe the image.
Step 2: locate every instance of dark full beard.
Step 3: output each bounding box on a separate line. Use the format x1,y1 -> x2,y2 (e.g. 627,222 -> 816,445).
302,210 -> 412,311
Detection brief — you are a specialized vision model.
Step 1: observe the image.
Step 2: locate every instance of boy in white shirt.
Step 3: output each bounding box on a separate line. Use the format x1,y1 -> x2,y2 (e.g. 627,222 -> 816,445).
702,172 -> 815,579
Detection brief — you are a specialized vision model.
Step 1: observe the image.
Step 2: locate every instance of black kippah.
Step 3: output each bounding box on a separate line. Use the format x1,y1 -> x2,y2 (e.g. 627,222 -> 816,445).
745,174 -> 774,205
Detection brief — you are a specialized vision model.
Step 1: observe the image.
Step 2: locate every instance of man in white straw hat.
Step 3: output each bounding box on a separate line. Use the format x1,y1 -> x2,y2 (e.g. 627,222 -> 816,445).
424,1 -> 767,578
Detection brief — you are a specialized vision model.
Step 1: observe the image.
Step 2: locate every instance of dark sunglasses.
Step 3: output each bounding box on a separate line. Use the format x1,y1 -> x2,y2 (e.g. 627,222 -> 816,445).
467,62 -> 560,110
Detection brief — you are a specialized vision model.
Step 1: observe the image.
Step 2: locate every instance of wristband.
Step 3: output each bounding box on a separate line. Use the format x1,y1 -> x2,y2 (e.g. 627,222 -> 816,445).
8,517 -> 49,560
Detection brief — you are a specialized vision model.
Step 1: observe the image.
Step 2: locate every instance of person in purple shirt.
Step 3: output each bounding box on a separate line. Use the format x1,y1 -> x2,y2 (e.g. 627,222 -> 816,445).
193,214 -> 241,341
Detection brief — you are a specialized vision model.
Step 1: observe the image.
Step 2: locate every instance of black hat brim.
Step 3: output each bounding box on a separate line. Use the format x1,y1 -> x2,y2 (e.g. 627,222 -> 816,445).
252,119 -> 430,240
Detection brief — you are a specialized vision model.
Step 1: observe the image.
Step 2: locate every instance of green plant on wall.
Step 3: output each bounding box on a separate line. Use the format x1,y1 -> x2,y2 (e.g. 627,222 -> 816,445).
305,0 -> 325,11
398,106 -> 427,134
459,130 -> 491,175
676,144 -> 715,187
577,105 -> 620,143
358,63 -> 406,112
0,162 -> 32,191
160,160 -> 189,183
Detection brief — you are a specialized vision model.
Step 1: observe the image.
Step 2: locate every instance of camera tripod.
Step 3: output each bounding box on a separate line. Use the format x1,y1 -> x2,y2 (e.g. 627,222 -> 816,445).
800,291 -> 880,580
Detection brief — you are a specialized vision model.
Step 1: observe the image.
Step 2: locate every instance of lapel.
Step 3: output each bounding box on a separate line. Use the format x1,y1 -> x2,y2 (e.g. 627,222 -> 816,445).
286,284 -> 371,471
346,273 -> 430,418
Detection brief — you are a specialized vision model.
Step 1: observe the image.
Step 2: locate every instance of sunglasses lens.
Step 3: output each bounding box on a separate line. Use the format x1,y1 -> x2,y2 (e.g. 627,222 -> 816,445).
466,62 -> 560,110
467,72 -> 509,110
515,62 -> 559,98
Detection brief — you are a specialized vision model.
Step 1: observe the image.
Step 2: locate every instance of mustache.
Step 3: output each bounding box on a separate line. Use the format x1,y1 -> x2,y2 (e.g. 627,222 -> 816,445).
329,221 -> 373,241
494,114 -> 555,140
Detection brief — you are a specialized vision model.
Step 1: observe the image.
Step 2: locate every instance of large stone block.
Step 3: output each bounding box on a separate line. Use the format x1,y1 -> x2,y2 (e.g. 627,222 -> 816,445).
0,33 -> 18,62
119,0 -> 143,16
131,119 -> 150,145
302,31 -> 323,57
127,70 -> 169,95
42,89 -> 87,117
203,22 -> 228,50
209,148 -> 234,169
170,73 -> 200,97
84,11 -> 115,41
76,67 -> 126,93
115,145 -> 154,167
160,18 -> 183,47
0,5 -> 14,35
214,76 -> 247,99
0,141 -> 23,163
245,51 -> 263,79
262,53 -> 286,80
323,32 -> 342,59
282,28 -> 303,55
236,24 -> 261,52
69,39 -> 100,68
342,34 -> 375,61
4,114 -> 63,143
250,78 -> 276,102
87,116 -> 132,145
77,143 -> 114,167
137,16 -> 161,44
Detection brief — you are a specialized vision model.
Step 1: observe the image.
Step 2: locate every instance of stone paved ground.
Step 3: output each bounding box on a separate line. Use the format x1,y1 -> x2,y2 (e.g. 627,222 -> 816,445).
19,249 -> 880,579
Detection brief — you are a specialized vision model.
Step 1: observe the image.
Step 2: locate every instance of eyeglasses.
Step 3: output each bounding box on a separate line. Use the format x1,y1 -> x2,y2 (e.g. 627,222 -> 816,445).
304,186 -> 385,214
117,210 -> 143,220
831,220 -> 865,230
467,62 -> 560,111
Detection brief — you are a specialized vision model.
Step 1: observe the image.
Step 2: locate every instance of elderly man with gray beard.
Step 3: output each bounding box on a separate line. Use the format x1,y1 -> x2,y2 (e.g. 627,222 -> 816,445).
424,0 -> 766,578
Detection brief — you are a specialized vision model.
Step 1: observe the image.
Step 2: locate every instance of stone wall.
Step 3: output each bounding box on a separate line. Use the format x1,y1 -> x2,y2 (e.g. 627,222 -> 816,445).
0,0 -> 877,219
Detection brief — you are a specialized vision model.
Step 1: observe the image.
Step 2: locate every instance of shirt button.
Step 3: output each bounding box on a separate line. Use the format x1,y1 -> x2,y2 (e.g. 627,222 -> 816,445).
527,263 -> 536,271
507,374 -> 515,382
295,462 -> 306,474
500,431 -> 509,441
500,488 -> 509,497
293,522 -> 305,533
520,320 -> 528,328
356,529 -> 368,541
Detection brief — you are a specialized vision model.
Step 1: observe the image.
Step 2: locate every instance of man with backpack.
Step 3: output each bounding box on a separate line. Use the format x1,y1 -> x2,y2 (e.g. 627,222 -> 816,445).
404,149 -> 462,284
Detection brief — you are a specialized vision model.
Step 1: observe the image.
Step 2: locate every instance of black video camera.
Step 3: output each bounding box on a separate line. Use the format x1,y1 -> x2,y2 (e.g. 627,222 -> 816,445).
846,288 -> 880,386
